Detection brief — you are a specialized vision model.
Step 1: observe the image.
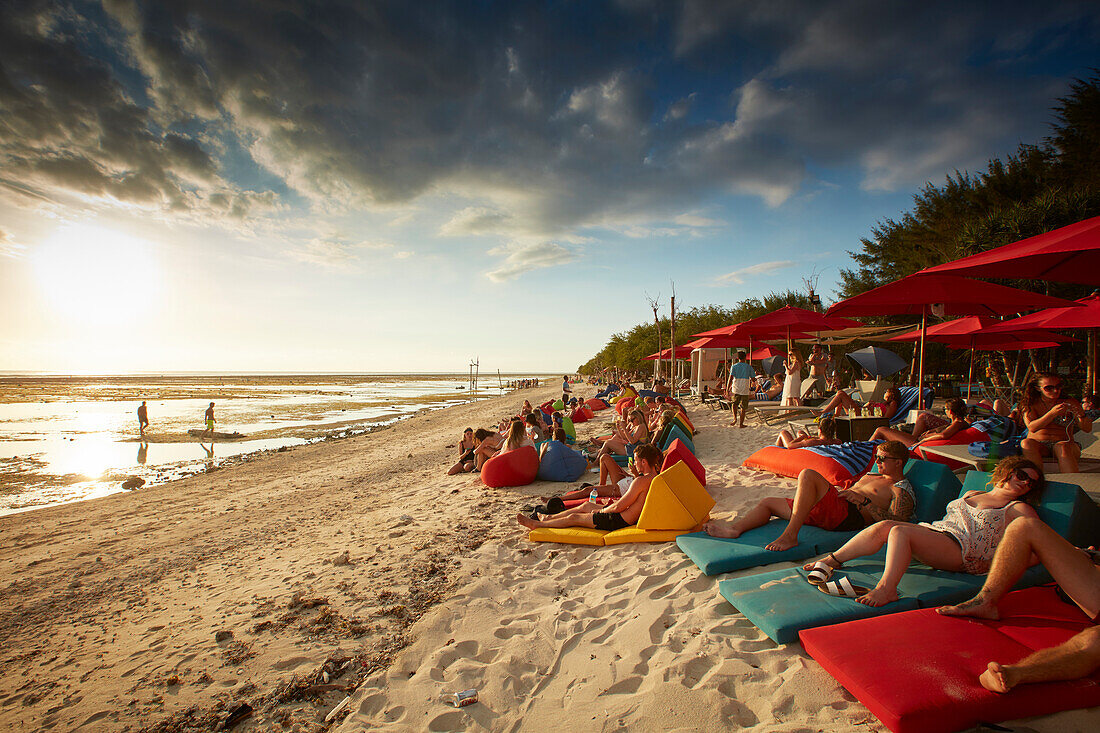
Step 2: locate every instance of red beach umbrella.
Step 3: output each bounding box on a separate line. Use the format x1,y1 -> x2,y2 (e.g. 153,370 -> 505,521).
748,345 -> 787,360
919,215 -> 1100,285
827,274 -> 1081,392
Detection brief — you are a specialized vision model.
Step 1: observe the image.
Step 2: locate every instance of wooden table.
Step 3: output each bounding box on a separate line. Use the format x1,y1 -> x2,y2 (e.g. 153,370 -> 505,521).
834,415 -> 889,442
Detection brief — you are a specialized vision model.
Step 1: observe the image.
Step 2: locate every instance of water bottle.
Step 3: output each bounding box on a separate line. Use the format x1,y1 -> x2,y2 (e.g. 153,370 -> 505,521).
590,487 -> 600,504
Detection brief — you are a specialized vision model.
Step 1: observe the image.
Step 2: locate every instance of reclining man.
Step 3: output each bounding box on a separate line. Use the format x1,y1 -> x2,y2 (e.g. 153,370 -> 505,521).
938,517 -> 1100,693
517,444 -> 662,532
702,440 -> 914,552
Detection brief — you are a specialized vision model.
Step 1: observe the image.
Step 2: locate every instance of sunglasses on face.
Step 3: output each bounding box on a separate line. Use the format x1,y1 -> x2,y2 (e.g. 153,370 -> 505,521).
1014,468 -> 1039,486
1041,384 -> 1062,392
874,455 -> 897,464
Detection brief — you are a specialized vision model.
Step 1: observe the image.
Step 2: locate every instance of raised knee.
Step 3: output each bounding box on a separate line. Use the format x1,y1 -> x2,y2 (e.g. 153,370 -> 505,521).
797,468 -> 824,482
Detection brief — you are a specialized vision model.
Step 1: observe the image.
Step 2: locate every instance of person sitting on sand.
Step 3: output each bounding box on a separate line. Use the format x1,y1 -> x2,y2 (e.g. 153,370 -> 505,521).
816,385 -> 902,420
471,428 -> 503,470
517,444 -> 662,532
937,515 -> 1100,694
703,440 -> 914,551
597,409 -> 648,459
551,411 -> 577,444
800,456 -> 1043,606
447,427 -> 479,475
775,416 -> 839,449
1020,373 -> 1093,473
869,397 -> 969,447
524,413 -> 548,443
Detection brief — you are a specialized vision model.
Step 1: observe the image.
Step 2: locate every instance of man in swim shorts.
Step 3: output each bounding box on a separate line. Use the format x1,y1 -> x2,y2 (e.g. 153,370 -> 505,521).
517,444 -> 663,532
702,440 -> 915,552
938,516 -> 1100,693
137,400 -> 149,436
727,351 -> 755,428
203,402 -> 216,437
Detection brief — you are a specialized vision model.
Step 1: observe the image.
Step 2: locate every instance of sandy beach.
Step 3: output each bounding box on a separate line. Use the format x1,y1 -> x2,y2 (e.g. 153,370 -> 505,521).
1,385 -> 1096,732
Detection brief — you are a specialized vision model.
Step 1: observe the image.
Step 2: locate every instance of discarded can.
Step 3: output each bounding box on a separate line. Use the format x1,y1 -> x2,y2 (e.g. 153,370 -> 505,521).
449,689 -> 478,707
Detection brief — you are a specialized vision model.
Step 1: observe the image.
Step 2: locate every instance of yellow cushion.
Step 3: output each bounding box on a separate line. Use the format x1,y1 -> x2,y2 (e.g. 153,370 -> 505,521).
636,461 -> 715,531
602,526 -> 693,545
528,527 -> 607,545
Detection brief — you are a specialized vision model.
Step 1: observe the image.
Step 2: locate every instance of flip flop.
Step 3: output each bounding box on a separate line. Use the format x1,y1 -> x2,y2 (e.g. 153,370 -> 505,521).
805,553 -> 841,586
818,576 -> 871,599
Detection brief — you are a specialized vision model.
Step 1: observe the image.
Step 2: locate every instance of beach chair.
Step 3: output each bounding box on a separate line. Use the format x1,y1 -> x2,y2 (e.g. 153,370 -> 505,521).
713,472 -> 1100,644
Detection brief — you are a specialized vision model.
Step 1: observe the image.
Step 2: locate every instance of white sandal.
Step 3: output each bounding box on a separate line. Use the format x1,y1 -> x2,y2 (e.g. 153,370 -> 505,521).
818,576 -> 870,599
805,553 -> 841,586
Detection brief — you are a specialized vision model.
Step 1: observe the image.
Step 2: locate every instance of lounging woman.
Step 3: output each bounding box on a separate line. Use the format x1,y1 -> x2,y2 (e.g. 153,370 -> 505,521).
471,428 -> 504,470
1020,373 -> 1093,473
596,409 -> 649,460
802,456 -> 1043,606
447,427 -> 479,475
781,351 -> 803,407
501,419 -> 534,453
524,413 -> 548,443
816,385 -> 902,420
775,416 -> 839,449
869,397 -> 969,447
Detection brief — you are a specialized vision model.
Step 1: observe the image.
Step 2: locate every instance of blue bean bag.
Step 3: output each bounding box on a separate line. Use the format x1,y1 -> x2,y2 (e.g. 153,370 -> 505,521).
536,441 -> 588,482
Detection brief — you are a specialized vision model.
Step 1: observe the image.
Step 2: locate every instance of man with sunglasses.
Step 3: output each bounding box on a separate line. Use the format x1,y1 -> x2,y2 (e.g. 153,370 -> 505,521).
939,516 -> 1100,694
703,440 -> 915,552
1021,374 -> 1093,473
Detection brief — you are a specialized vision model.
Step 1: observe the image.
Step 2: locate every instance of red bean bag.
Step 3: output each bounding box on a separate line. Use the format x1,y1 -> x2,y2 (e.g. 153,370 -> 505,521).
615,397 -> 636,415
586,398 -> 610,411
800,585 -> 1100,733
742,442 -> 875,489
481,446 -> 539,488
662,438 -> 705,487
912,426 -> 989,469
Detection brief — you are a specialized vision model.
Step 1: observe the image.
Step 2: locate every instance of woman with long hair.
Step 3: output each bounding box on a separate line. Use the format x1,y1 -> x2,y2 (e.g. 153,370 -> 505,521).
803,456 -> 1044,606
1019,372 -> 1092,472
781,350 -> 804,407
597,409 -> 649,459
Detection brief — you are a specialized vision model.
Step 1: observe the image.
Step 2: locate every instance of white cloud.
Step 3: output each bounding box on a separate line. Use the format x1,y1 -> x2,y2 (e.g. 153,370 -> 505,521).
714,259 -> 796,285
288,236 -> 394,268
486,241 -> 578,282
393,251 -> 412,259
0,229 -> 25,258
439,206 -> 513,236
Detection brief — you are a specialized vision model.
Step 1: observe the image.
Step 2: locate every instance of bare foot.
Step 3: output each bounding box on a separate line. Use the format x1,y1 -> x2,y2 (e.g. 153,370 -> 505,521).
703,520 -> 741,539
937,594 -> 1000,620
517,513 -> 539,530
856,586 -> 898,607
766,533 -> 799,552
979,662 -> 1012,693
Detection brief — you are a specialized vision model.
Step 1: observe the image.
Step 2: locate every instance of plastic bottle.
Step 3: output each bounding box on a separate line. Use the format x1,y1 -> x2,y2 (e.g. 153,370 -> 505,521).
590,487 -> 600,503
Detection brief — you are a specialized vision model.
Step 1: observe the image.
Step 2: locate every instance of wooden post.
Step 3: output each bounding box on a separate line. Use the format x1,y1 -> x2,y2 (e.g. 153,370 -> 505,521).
669,295 -> 676,389
917,308 -> 927,393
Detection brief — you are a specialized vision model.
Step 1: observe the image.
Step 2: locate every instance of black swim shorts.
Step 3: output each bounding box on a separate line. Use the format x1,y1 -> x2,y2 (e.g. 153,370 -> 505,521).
593,511 -> 630,532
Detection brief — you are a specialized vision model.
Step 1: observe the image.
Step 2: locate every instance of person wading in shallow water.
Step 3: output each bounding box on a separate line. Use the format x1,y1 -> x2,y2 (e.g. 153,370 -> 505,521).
137,400 -> 149,437
203,402 -> 216,438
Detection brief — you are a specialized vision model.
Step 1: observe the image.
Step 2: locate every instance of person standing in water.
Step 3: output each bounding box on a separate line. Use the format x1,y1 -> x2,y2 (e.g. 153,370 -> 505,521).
203,402 -> 216,438
137,400 -> 149,436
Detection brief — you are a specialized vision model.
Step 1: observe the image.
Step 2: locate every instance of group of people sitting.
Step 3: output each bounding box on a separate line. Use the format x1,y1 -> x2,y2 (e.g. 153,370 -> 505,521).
446,398 -> 588,475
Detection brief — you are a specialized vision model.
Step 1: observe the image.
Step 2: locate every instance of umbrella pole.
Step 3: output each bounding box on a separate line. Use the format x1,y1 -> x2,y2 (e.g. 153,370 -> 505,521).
967,344 -> 974,403
918,308 -> 927,396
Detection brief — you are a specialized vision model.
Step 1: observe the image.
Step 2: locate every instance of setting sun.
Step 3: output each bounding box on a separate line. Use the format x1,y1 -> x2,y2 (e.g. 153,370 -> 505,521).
32,223 -> 160,326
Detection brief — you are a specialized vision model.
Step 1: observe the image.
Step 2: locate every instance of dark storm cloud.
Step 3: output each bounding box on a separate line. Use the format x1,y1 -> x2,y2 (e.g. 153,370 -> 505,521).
1,0 -> 1098,275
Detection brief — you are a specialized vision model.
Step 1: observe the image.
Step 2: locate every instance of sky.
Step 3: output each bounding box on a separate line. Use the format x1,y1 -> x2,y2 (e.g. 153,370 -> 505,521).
2,1 -> 1099,374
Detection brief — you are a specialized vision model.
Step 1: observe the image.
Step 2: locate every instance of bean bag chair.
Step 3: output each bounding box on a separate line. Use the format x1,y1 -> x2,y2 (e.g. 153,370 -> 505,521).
671,415 -> 694,439
481,446 -> 539,488
553,399 -> 565,410
536,441 -> 588,482
561,416 -> 576,442
674,410 -> 696,434
715,474 -> 1098,644
527,461 -> 714,546
615,397 -> 636,415
742,440 -> 879,489
676,459 -> 960,576
586,398 -> 609,411
800,586 -> 1100,733
913,415 -> 1016,469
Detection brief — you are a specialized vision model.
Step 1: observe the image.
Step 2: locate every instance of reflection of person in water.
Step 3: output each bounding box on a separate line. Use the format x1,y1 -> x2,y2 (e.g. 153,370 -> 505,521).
199,441 -> 215,467
137,441 -> 148,465
137,400 -> 149,436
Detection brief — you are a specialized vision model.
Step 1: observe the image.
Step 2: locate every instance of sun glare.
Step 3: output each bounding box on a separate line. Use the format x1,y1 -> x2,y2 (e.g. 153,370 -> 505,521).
32,223 -> 161,326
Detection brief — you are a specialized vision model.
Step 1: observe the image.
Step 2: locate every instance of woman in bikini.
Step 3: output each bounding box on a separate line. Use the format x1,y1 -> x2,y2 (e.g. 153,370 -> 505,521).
471,428 -> 504,470
775,416 -> 839,449
596,409 -> 649,460
816,385 -> 903,420
869,397 -> 969,447
447,427 -> 479,475
803,456 -> 1043,606
501,419 -> 534,453
1020,373 -> 1092,473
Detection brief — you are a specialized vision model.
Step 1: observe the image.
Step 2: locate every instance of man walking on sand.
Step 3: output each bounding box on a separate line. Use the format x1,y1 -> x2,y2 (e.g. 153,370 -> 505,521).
203,402 -> 216,437
137,400 -> 149,437
728,351 -> 755,428
938,517 -> 1100,693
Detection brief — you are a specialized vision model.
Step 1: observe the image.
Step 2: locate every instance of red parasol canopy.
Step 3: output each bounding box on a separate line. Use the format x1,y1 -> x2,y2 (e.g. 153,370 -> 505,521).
748,345 -> 787,360
980,293 -> 1100,333
918,215 -> 1100,285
